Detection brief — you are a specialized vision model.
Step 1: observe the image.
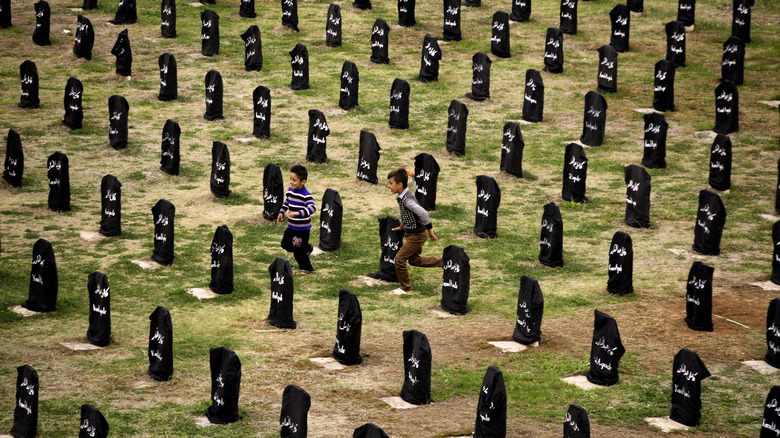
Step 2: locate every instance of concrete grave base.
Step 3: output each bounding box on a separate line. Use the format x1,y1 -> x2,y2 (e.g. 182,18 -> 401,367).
9,305 -> 40,317
685,25 -> 694,32
633,108 -> 660,114
60,342 -> 104,351
562,375 -> 603,390
760,214 -> 780,222
742,360 -> 780,374
188,2 -> 204,6
391,288 -> 409,295
1,434 -> 14,438
193,417 -> 216,427
358,275 -> 385,287
668,248 -> 687,256
310,246 -> 324,256
488,341 -> 538,353
69,8 -> 83,11
255,329 -> 281,333
759,101 -> 780,108
430,309 -> 454,318
381,396 -> 420,409
517,119 -> 534,125
750,281 -> 780,291
63,29 -> 72,34
234,137 -> 254,143
564,140 -> 588,148
79,231 -> 104,242
187,287 -> 218,300
133,380 -> 155,389
630,11 -> 643,17
645,417 -> 689,432
132,259 -> 160,270
310,357 -> 346,370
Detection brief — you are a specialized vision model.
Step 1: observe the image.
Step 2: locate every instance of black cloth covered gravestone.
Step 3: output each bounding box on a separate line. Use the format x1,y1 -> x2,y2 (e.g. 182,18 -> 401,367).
653,59 -> 676,112
563,404 -> 590,438
732,0 -> 751,44
47,152 -> 70,212
560,0 -> 577,35
766,298 -> 780,367
474,175 -> 500,238
446,100 -> 468,156
242,25 -> 262,71
367,216 -> 404,281
326,3 -> 341,47
762,386 -> 780,438
642,112 -> 668,168
523,69 -> 544,122
99,174 -> 122,237
510,0 -> 531,21
339,61 -> 359,110
280,385 -> 310,437
466,52 -> 491,101
609,4 -> 630,52
79,404 -> 108,438
33,1 -> 50,46
262,163 -> 284,220
253,86 -> 271,138
666,21 -> 686,67
685,261 -> 714,331
398,0 -> 415,26
441,245 -> 470,314
240,0 -> 256,18
670,348 -> 710,426
204,70 -> 223,120
597,45 -> 618,93
318,188 -> 342,251
158,53 -> 177,101
160,119 -> 180,175
401,330 -> 431,405
464,0 -> 479,7
0,0 -> 11,28
210,225 -> 233,294
721,36 -> 745,85
500,121 -> 524,177
289,43 -> 309,90
420,34 -> 442,82
586,310 -> 626,386
282,0 -> 299,31
148,306 -> 173,381
353,0 -> 371,9
677,0 -> 695,26
474,366 -> 507,437
353,423 -> 388,438
513,275 -> 544,345
442,0 -> 461,41
357,130 -> 380,184
161,0 -> 176,38
19,60 -> 39,109
108,95 -> 129,150
544,28 -> 564,73
562,142 -> 588,202
87,271 -> 111,347
624,164 -> 651,228
74,15 -> 94,60
63,77 -> 83,130
708,135 -> 732,191
3,129 -> 23,187
268,258 -> 296,328
201,10 -> 219,56
539,202 -> 563,267
773,225 -> 780,286
22,239 -> 57,312
580,91 -> 607,146
714,80 -> 738,135
307,109 -> 329,163
414,153 -> 439,210
12,364 -> 38,438
206,347 -> 241,424
333,289 -> 362,365
112,29 -> 132,77
607,231 -> 633,294
627,0 -> 642,12
370,19 -> 390,64
210,141 -> 230,198
111,0 -> 137,24
389,78 -> 410,129
151,199 -> 175,265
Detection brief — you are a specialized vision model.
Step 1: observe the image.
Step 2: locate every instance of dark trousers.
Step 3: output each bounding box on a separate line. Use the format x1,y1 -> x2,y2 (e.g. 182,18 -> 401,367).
281,227 -> 313,271
395,231 -> 443,291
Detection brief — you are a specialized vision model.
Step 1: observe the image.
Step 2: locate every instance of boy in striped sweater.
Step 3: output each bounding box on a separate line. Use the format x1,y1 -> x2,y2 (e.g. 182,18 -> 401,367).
277,165 -> 316,273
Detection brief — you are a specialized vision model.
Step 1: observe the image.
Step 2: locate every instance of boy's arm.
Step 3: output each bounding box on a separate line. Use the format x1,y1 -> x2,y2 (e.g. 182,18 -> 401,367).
298,196 -> 316,218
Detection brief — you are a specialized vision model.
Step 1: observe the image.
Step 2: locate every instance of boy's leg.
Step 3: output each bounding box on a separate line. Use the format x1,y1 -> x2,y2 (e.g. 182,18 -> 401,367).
281,227 -> 295,252
406,233 -> 444,268
394,232 -> 426,291
291,229 -> 314,271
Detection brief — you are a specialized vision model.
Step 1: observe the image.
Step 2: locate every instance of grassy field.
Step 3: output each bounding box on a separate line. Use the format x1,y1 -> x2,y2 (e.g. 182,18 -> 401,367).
0,0 -> 779,436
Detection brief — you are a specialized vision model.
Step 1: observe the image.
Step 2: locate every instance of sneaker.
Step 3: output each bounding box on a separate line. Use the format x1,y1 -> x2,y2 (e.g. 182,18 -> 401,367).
297,269 -> 313,275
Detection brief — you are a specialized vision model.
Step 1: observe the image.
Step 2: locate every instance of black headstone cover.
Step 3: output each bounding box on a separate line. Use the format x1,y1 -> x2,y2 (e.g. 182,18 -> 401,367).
685,261 -> 714,331
158,53 -> 177,101
73,15 -> 94,60
289,43 -> 309,90
721,36 -> 745,85
201,10 -> 219,56
161,0 -> 176,38
318,188 -> 343,251
263,163 -> 284,220
253,86 -> 271,138
624,164 -> 651,228
562,142 -> 588,202
676,0 -> 695,26
539,202 -> 563,267
240,0 -> 256,18
708,135 -> 732,192
510,0 -> 531,21
353,423 -> 388,438
99,174 -> 122,237
607,231 -> 633,294
242,25 -> 263,71
204,70 -> 223,120
0,0 -> 10,28
280,385 -> 310,437
326,3 -> 342,47
151,199 -> 175,265
474,175 -> 500,239
597,45 -> 618,94
206,347 -> 241,424
474,366 -> 507,437
307,109 -> 329,163
563,404 -> 590,438
111,29 -> 132,77
580,91 -> 607,146
732,0 -> 751,44
33,1 -> 50,46
627,0 -> 642,12
669,348 -> 710,426
160,119 -> 180,175
148,306 -> 173,381
370,19 -> 390,64
414,153 -> 439,210
333,289 -> 363,365
766,298 -> 780,367
210,141 -> 230,198
442,0 -> 461,42
464,0 -> 479,7
86,271 -> 111,347
544,28 -> 564,73
559,0 -> 577,35
108,95 -> 129,150
773,225 -> 780,286
446,99 -> 468,156
585,310 -> 626,386
357,130 -> 380,184
513,275 -> 544,344
3,129 -> 23,187
367,216 -> 404,281
79,404 -> 108,438
268,257 -> 296,328
111,0 -> 137,24
523,69 -> 544,123
420,34 -> 442,83
398,0 -> 415,27
762,386 -> 780,438
641,112 -> 668,168
401,330 -> 431,405
353,0 -> 371,9
47,152 -> 70,212
714,80 -> 738,135
389,78 -> 410,129
653,59 -> 676,112
18,60 -> 39,109
441,245 -> 470,314
22,239 -> 57,312
210,225 -> 233,294
500,122 -> 524,177
665,21 -> 686,68
12,364 -> 38,438
340,61 -> 359,110
282,0 -> 299,31
63,77 -> 84,129
609,4 -> 630,52
466,52 -> 492,101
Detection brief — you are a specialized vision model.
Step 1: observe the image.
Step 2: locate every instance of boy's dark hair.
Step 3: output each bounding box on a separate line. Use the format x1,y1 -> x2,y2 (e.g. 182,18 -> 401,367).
387,168 -> 408,188
290,164 -> 308,182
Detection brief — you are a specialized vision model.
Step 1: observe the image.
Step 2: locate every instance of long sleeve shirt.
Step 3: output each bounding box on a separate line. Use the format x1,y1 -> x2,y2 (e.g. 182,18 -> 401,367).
281,186 -> 316,230
397,188 -> 432,233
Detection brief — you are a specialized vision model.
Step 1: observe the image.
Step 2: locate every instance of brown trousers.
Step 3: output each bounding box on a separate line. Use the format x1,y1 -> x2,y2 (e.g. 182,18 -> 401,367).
395,231 -> 443,292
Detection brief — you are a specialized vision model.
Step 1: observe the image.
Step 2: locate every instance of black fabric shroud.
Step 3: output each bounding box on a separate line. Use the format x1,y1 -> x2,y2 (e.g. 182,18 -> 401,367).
161,0 -> 176,38
523,69 -> 544,123
464,0 -> 479,7
442,0 -> 461,42
474,366 -> 507,437
242,25 -> 262,71
414,153 -> 439,210
627,0 -> 642,12
160,119 -> 180,175
641,112 -> 667,168
389,78 -> 410,129
158,53 -> 177,101
148,306 -> 173,381
99,174 -> 122,237
708,135 -> 732,192
280,385 -> 310,437
580,91 -> 607,146
732,0 -> 751,44
111,0 -> 137,24
87,271 -> 111,347
210,141 -> 230,198
12,364 -> 38,438
607,231 -> 633,294
3,129 -> 23,187
624,164 -> 651,228
339,61 -> 359,110
22,239 -> 57,312
333,289 -> 363,365
353,423 -> 388,438
466,52 -> 491,101
585,310 -> 626,386
240,0 -> 256,18
282,0 -> 299,31
685,261 -> 714,331
714,80 -> 738,135
446,99 -> 468,156
721,36 -> 745,85
206,347 -> 241,424
370,19 -> 390,64
73,15 -> 94,60
609,4 -> 630,52
47,151 -> 70,212
510,0 -> 531,21
204,70 -> 223,120
108,95 -> 129,150
544,27 -> 564,73
318,188 -> 343,251
539,202 -> 563,267
19,60 -> 39,109
306,109 -> 329,163
253,86 -> 271,138
210,225 -> 233,294
201,10 -> 219,56
419,34 -> 442,83
653,59 -> 676,112
326,3 -> 341,47
268,257 -> 296,328
474,175 -> 500,238
357,130 -> 379,184
398,0 -> 415,26
262,163 -> 284,220
761,385 -> 780,438
772,224 -> 780,286
79,404 -> 108,438
400,330 -> 432,405
111,29 -> 132,76
597,45 -> 618,93
563,404 -> 590,438
666,21 -> 686,68
353,0 -> 371,9
441,245 -> 470,314
766,298 -> 780,367
33,1 -> 50,46
0,0 -> 11,28
513,275 -> 544,344
669,348 -> 710,426
63,77 -> 84,129
559,0 -> 576,35
677,0 -> 695,26
500,121 -> 524,177
562,142 -> 588,202
367,216 -> 404,281
289,43 -> 309,90
151,199 -> 175,265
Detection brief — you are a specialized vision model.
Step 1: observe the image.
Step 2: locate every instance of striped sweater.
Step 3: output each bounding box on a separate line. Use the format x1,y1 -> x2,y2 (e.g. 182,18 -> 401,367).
281,186 -> 316,230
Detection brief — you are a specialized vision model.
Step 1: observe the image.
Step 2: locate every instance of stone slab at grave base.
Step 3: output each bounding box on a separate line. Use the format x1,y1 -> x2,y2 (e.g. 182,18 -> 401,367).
488,340 -> 538,353
60,342 -> 103,351
310,357 -> 346,370
633,108 -> 661,114
193,417 -> 216,427
187,287 -> 218,300
645,417 -> 689,433
132,259 -> 160,270
760,214 -> 779,222
668,248 -> 687,256
381,396 -> 420,409
562,375 -> 603,390
255,329 -> 281,333
358,275 -> 385,287
630,11 -> 643,17
69,8 -> 83,11
391,288 -> 409,295
750,281 -> 780,291
517,119 -> 534,125
9,305 -> 40,317
430,309 -> 454,318
80,231 -> 104,242
310,246 -> 324,256
133,380 -> 155,389
63,29 -> 71,34
684,25 -> 694,32
1,434 -> 14,438
188,2 -> 204,6
564,140 -> 588,148
742,360 -> 780,374
759,101 -> 780,108
234,137 -> 254,144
